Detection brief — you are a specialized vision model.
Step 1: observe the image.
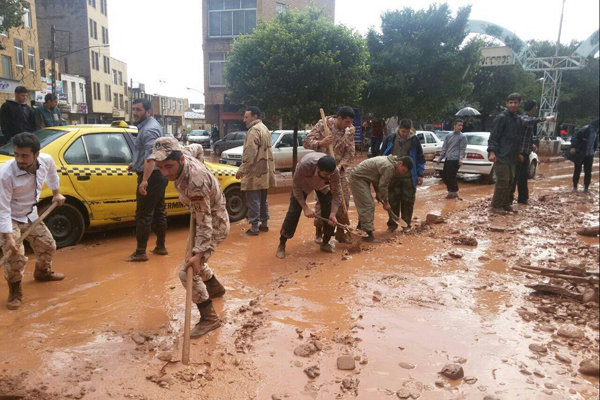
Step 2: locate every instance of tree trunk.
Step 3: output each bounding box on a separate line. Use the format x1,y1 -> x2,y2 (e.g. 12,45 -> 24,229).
292,120 -> 299,174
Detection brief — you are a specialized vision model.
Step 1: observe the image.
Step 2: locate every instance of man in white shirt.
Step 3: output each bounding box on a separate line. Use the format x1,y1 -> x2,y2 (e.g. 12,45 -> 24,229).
0,133 -> 66,310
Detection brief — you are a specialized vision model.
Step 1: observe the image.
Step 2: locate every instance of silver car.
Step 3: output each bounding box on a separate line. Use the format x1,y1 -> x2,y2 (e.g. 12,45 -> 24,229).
187,129 -> 211,148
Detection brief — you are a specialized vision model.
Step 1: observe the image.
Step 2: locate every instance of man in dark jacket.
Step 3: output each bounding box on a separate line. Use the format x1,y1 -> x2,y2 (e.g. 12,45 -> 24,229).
0,86 -> 36,144
569,118 -> 599,193
381,119 -> 425,231
488,93 -> 523,214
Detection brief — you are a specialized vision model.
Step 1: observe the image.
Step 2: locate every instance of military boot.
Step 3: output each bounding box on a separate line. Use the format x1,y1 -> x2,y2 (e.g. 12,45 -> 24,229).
7,281 -> 23,310
190,299 -> 221,338
34,268 -> 65,282
205,275 -> 226,298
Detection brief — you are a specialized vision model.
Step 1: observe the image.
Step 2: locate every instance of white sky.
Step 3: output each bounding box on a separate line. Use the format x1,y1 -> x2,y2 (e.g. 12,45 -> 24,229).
107,0 -> 599,104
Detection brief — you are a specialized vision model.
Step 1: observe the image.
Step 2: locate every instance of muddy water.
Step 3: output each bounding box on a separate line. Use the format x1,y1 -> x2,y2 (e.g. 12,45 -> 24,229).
0,159 -> 598,399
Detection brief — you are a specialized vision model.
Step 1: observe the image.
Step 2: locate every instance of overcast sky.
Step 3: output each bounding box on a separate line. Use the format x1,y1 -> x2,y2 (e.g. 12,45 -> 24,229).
107,0 -> 599,104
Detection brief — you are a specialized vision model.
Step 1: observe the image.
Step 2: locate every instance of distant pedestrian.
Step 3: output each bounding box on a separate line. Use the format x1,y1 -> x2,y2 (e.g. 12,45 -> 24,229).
0,86 -> 36,144
235,106 -> 275,235
488,93 -> 523,214
211,126 -> 219,142
0,133 -> 66,310
126,98 -> 168,262
370,118 -> 385,157
304,107 -> 355,243
150,137 -> 228,338
180,128 -> 189,146
511,100 -> 555,204
569,118 -> 599,193
438,119 -> 467,199
381,119 -> 425,231
34,93 -> 66,130
349,155 -> 412,242
276,153 -> 341,259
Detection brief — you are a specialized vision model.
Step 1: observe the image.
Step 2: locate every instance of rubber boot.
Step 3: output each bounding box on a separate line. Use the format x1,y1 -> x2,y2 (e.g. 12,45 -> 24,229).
190,299 -> 221,338
205,275 -> 226,298
33,268 -> 65,282
7,281 -> 22,310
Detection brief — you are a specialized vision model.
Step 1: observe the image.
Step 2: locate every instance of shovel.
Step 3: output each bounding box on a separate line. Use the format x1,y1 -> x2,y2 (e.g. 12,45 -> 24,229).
377,200 -> 408,228
314,215 -> 362,252
182,214 -> 196,365
0,202 -> 59,267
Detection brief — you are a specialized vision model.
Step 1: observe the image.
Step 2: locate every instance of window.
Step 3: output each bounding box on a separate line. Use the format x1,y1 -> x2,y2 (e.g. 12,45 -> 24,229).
88,0 -> 96,8
79,83 -> 85,102
91,51 -> 99,70
65,134 -> 132,165
100,0 -> 107,15
23,6 -> 32,28
1,55 -> 13,79
112,69 -> 117,84
105,84 -> 111,102
93,82 -> 101,100
27,47 -> 35,72
14,39 -> 24,67
71,81 -> 76,103
208,0 -> 256,37
101,27 -> 109,44
118,71 -> 123,85
119,94 -> 124,109
276,2 -> 288,15
103,56 -> 110,73
113,93 -> 118,108
208,53 -> 225,87
89,19 -> 97,39
416,133 -> 424,144
425,133 -> 436,143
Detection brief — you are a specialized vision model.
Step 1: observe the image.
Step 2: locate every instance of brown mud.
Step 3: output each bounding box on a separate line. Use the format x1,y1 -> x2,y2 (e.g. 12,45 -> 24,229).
0,159 -> 598,399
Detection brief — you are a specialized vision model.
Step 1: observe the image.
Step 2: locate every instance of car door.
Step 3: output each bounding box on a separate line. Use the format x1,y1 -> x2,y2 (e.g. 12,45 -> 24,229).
272,132 -> 295,169
61,131 -> 137,221
421,132 -> 437,160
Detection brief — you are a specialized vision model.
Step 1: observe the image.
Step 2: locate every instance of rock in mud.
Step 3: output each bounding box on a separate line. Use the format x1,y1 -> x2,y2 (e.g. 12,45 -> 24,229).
489,225 -> 506,232
544,382 -> 557,390
340,377 -> 359,395
557,324 -> 585,339
528,343 -> 548,355
396,379 -> 423,399
156,351 -> 175,362
303,365 -> 320,379
483,396 -> 501,400
578,358 -> 600,377
555,353 -> 572,364
294,343 -> 318,357
439,364 -> 464,380
337,355 -> 356,370
399,362 -> 416,370
464,376 -> 478,384
131,334 -> 147,345
448,251 -> 463,259
426,213 -> 444,224
454,236 -> 478,246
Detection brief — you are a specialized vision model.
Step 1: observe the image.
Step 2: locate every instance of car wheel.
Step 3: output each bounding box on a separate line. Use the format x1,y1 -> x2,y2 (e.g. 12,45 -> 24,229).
45,203 -> 85,248
528,160 -> 537,179
224,185 -> 246,222
214,146 -> 222,157
484,166 -> 497,184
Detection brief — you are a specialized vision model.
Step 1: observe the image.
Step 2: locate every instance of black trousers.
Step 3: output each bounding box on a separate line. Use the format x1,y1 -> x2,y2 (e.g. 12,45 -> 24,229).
280,191 -> 334,244
135,170 -> 168,253
573,155 -> 594,189
442,160 -> 460,193
511,153 -> 530,203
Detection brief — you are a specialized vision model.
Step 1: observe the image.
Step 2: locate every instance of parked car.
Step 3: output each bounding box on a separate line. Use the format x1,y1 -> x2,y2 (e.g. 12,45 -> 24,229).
415,131 -> 443,161
187,129 -> 211,148
433,130 -> 453,142
0,122 -> 246,248
220,130 -> 314,170
432,132 -> 539,183
213,131 -> 246,156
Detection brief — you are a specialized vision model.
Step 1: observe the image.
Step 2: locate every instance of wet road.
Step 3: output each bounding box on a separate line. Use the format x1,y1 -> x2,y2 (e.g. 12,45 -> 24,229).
0,159 -> 598,399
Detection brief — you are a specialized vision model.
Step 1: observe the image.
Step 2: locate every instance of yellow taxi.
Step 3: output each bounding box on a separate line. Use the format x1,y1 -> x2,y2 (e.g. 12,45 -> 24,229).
0,122 -> 245,248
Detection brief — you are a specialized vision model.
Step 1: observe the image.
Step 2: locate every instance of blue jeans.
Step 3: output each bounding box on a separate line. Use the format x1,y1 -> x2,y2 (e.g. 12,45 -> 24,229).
245,189 -> 269,231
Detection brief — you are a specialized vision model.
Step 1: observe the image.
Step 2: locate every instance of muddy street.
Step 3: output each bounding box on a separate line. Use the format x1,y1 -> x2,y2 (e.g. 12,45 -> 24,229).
1,159 -> 598,400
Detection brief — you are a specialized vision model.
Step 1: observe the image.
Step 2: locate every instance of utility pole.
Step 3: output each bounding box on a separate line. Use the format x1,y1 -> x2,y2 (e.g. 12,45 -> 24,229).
51,25 -> 57,96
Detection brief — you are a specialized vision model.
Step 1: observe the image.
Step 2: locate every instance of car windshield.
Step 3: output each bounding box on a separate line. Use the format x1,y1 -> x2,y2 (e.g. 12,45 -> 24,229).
271,132 -> 281,144
190,130 -> 209,136
466,134 -> 489,146
0,129 -> 69,155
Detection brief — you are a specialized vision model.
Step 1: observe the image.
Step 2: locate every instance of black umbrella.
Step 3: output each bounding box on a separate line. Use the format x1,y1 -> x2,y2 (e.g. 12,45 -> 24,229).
455,107 -> 481,117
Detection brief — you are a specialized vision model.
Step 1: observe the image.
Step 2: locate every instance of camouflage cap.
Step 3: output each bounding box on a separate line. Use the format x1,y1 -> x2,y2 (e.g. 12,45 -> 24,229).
148,137 -> 183,161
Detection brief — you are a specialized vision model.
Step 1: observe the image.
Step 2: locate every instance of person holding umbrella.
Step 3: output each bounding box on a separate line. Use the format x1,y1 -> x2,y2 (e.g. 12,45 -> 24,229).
455,106 -> 481,133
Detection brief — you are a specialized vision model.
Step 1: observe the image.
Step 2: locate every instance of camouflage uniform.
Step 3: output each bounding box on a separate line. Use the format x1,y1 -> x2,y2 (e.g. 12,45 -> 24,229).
174,155 -> 230,304
183,143 -> 204,162
304,116 -> 355,235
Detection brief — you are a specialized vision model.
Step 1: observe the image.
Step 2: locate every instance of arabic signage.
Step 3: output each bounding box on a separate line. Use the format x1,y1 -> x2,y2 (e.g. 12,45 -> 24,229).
480,46 -> 516,67
0,79 -> 19,94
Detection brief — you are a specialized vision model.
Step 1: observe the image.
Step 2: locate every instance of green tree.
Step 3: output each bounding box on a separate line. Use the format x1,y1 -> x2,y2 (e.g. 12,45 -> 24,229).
0,0 -> 27,33
363,3 -> 480,125
225,7 -> 368,131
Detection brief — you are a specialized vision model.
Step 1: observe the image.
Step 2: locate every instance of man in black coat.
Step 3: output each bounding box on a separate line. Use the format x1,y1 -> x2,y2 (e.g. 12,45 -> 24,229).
569,118 -> 599,193
0,86 -> 36,145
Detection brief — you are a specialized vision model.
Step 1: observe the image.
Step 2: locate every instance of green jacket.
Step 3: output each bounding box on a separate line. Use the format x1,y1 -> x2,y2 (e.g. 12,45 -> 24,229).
350,155 -> 398,203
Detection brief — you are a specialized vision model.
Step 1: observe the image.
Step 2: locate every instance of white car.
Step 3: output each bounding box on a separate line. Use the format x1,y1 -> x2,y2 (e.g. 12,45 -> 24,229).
219,130 -> 314,170
433,132 -> 539,183
187,129 -> 212,148
416,131 -> 443,161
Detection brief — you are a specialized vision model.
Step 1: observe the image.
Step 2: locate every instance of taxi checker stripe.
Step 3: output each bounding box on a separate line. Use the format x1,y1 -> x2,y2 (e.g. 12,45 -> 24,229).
59,167 -> 135,177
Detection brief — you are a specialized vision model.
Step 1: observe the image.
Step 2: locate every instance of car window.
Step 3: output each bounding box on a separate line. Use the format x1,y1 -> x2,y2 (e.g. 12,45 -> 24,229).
416,133 -> 425,144
271,132 -> 281,145
425,133 -> 436,143
279,133 -> 294,147
298,132 -> 307,146
237,132 -> 246,140
466,134 -> 489,146
0,129 -> 68,156
224,133 -> 235,141
70,133 -> 132,164
64,138 -> 88,164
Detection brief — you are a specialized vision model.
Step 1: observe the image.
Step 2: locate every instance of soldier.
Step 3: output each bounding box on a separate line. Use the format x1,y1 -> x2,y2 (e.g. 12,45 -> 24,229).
0,133 -> 66,310
349,155 -> 412,242
235,106 -> 275,235
150,137 -> 228,338
304,106 -> 355,243
276,153 -> 341,259
184,143 -> 204,162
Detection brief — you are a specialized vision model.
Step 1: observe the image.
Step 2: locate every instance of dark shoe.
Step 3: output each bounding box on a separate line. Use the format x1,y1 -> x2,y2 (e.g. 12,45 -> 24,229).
319,242 -> 334,253
245,228 -> 259,236
362,232 -> 375,242
125,251 -> 148,262
386,226 -> 398,233
151,247 -> 168,255
445,192 -> 457,199
33,269 -> 65,282
314,226 -> 323,244
190,300 -> 221,338
7,281 -> 22,310
517,200 -> 529,205
259,225 -> 269,232
583,187 -> 589,193
490,207 -> 508,215
503,205 -> 518,214
276,244 -> 286,259
572,187 -> 578,192
205,275 -> 226,298
402,225 -> 412,233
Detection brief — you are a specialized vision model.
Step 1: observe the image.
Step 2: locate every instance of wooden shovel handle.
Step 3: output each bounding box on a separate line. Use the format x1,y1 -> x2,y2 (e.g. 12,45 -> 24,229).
182,214 -> 196,365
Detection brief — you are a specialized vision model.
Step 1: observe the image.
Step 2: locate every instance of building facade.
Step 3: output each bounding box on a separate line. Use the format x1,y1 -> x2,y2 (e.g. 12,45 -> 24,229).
202,0 -> 335,137
129,83 -> 189,134
0,1 -> 44,104
110,57 -> 129,122
36,0 -> 125,123
61,73 -> 87,124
